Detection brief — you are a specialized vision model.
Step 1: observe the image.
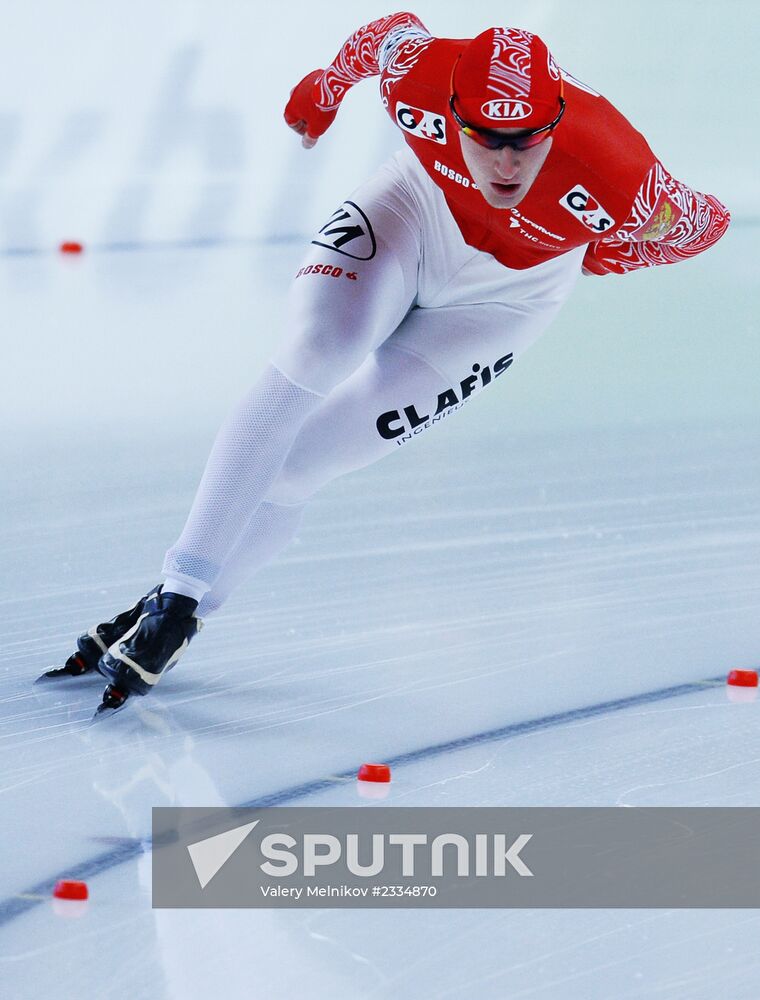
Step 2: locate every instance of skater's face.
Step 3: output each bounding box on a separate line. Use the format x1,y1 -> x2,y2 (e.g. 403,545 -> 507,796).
459,129 -> 553,209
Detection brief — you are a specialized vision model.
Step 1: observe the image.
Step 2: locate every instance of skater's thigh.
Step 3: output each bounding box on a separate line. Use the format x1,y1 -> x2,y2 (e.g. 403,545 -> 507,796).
267,297 -> 563,505
265,341 -> 446,505
389,297 -> 568,388
271,160 -> 422,397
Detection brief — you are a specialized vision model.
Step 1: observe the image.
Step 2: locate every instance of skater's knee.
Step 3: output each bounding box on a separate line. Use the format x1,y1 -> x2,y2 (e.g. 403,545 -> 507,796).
273,330 -> 362,398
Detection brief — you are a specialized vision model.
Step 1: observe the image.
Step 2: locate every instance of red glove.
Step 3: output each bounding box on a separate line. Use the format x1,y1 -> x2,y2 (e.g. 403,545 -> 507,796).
284,70 -> 339,148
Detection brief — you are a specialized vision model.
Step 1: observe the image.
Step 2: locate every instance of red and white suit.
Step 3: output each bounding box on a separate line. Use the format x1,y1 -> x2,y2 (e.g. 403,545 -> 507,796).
162,13 -> 730,611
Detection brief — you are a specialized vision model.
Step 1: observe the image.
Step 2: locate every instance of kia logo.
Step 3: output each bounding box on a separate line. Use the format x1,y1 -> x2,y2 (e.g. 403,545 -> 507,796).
480,100 -> 533,121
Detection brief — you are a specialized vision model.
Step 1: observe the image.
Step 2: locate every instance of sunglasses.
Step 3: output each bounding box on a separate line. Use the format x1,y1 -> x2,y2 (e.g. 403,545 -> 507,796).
449,93 -> 566,151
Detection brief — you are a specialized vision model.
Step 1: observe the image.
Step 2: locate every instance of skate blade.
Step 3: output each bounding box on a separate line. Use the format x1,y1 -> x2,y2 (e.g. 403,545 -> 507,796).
35,651 -> 98,685
34,671 -> 64,686
35,670 -> 92,686
91,701 -> 129,723
91,687 -> 131,722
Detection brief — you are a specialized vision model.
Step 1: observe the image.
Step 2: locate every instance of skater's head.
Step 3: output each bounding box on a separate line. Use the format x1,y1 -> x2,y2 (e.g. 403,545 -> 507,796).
450,27 -> 565,208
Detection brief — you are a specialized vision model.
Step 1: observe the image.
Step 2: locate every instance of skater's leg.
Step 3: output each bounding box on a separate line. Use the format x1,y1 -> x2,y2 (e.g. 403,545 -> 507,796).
161,365 -> 319,595
188,347 -> 445,617
163,162 -> 421,595
197,500 -> 305,617
197,291 -> 582,616
265,296 -> 574,507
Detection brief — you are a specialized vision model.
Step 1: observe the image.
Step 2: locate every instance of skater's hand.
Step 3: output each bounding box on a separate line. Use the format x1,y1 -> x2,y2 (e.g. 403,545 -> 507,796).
284,70 -> 338,149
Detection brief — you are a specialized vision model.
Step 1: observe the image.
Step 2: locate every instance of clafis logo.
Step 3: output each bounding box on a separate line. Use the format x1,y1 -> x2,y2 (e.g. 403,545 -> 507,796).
559,185 -> 615,233
395,102 -> 447,143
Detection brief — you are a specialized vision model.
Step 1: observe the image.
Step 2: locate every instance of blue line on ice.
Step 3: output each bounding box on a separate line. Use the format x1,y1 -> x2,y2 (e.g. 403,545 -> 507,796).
0,674 -> 723,928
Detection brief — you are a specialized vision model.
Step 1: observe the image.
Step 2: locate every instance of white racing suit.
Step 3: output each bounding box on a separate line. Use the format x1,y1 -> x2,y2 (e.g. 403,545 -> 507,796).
163,148 -> 585,614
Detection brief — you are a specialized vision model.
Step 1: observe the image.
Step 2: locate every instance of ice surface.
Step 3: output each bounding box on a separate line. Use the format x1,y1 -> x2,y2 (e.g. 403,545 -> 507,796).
0,0 -> 758,990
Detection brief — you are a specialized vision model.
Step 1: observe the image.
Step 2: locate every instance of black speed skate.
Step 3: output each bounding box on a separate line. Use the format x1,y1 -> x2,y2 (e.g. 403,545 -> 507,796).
36,587 -> 162,684
94,590 -> 201,718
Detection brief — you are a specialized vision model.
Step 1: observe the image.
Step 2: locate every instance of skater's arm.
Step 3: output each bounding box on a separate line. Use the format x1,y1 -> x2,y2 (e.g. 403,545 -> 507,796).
582,162 -> 730,275
284,11 -> 430,148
